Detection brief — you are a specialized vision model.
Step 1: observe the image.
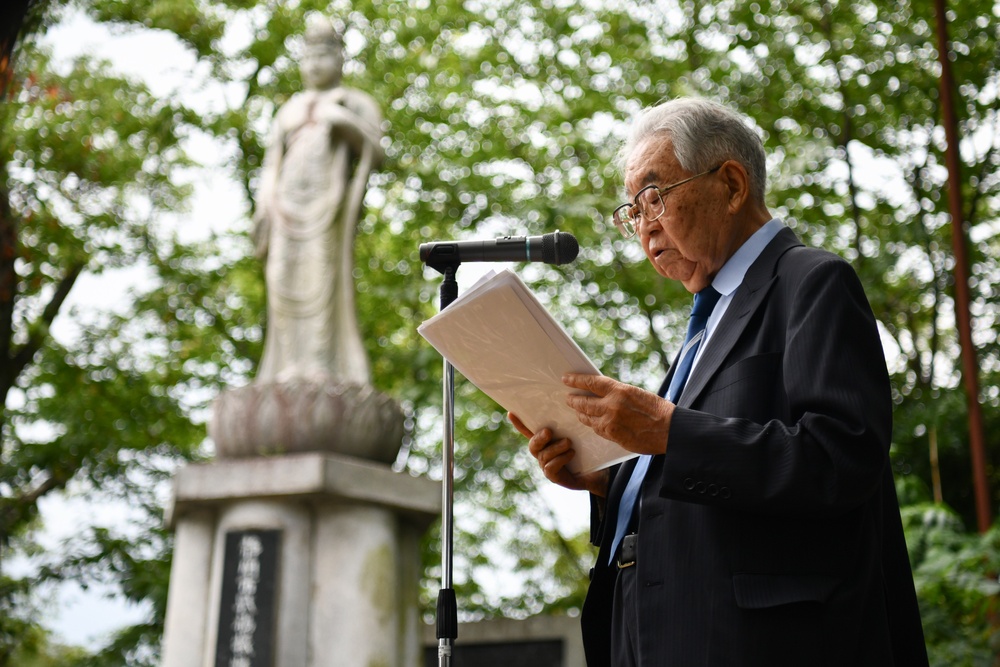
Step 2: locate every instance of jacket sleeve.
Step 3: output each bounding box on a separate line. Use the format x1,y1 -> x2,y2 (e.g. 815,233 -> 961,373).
589,463 -> 621,546
659,255 -> 892,517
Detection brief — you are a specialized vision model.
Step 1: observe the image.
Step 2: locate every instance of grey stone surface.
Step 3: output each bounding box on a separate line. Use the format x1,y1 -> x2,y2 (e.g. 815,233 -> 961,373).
167,452 -> 438,527
160,511 -> 214,667
210,379 -> 404,462
202,501 -> 312,667
161,454 -> 439,667
311,505 -> 402,666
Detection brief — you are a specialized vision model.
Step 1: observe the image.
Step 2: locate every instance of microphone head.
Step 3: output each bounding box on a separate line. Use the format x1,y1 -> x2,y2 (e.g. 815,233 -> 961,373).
545,231 -> 579,265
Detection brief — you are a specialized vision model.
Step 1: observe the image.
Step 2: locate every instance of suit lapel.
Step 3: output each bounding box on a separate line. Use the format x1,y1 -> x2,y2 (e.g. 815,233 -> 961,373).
676,228 -> 803,409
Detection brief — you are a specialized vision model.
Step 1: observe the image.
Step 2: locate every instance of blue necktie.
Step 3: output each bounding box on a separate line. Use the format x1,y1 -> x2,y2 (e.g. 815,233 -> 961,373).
608,286 -> 722,564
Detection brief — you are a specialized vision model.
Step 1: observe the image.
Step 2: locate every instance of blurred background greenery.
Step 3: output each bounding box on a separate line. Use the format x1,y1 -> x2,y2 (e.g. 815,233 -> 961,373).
0,1 -> 998,665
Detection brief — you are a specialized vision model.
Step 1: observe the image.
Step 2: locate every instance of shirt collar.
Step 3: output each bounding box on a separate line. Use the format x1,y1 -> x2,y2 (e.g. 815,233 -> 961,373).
712,218 -> 784,296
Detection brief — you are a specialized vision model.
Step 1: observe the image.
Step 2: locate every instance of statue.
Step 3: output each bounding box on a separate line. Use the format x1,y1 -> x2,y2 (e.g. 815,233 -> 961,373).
171,29 -> 428,667
165,27 -> 433,666
210,18 -> 401,463
253,17 -> 383,385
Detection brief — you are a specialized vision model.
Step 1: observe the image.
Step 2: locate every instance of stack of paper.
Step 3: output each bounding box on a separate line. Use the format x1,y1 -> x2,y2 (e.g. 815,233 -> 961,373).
418,269 -> 635,474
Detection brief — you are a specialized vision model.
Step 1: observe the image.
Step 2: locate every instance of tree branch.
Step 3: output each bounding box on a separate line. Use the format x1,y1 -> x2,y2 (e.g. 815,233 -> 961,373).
5,262 -> 84,388
820,2 -> 865,263
0,472 -> 64,545
0,179 -> 15,373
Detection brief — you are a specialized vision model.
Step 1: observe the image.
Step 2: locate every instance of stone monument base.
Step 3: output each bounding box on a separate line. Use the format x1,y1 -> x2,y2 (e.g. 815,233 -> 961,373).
160,452 -> 438,667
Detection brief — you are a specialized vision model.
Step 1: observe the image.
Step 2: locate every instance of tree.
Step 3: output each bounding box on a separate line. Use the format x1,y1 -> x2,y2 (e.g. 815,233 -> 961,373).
1,0 -> 997,665
0,1 -> 259,662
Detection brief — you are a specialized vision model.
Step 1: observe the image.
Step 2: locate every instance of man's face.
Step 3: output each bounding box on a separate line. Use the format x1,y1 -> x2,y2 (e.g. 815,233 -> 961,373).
301,43 -> 343,90
624,136 -> 730,293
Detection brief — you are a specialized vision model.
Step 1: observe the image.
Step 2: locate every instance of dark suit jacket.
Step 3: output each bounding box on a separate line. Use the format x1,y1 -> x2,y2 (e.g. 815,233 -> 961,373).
581,228 -> 928,666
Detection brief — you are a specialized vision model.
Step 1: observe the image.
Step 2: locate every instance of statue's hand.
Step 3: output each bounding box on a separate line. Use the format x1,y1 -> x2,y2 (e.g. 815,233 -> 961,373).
319,91 -> 384,164
324,109 -> 377,154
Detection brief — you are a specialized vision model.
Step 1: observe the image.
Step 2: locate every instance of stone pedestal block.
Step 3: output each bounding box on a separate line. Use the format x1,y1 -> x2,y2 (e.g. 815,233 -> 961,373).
210,379 -> 404,464
160,453 -> 438,667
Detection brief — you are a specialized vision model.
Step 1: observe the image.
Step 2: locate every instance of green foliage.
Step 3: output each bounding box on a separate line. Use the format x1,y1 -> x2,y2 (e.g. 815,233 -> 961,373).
42,516 -> 173,667
1,625 -> 88,667
0,0 -> 998,664
902,503 -> 1000,667
0,2 -> 263,661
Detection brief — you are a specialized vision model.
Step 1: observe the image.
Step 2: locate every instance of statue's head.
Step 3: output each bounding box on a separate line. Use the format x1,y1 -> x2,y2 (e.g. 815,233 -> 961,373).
301,17 -> 344,90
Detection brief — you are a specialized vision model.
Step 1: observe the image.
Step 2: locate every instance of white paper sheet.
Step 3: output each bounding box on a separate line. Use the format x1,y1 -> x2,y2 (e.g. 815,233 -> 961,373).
418,269 -> 636,473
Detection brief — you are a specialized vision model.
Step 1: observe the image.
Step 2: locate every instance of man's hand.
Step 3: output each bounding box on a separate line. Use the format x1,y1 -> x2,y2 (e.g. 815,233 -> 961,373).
562,373 -> 673,456
508,413 -> 609,498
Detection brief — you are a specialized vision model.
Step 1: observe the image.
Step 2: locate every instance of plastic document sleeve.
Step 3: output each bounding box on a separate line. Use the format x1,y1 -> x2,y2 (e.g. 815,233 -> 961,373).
417,269 -> 635,474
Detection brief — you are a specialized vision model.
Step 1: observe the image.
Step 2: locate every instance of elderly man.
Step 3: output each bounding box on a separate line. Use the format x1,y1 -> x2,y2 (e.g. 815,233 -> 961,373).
510,98 -> 927,666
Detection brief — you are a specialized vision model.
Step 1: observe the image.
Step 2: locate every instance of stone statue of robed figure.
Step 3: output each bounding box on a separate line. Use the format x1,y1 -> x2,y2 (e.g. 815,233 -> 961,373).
253,19 -> 383,385
211,18 -> 400,462
163,19 -> 433,667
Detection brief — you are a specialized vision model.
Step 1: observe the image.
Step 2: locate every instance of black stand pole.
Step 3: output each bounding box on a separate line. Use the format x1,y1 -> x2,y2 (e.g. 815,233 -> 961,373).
429,262 -> 460,666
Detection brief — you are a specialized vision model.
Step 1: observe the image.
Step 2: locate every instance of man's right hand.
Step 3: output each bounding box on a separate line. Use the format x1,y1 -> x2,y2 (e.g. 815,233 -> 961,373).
508,413 -> 610,498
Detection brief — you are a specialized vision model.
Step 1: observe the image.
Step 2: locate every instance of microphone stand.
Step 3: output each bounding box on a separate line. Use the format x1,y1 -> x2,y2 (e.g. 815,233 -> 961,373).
426,259 -> 460,666
420,234 -> 576,665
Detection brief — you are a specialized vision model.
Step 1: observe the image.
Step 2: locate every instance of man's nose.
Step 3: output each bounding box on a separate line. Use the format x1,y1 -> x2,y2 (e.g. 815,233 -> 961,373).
637,213 -> 660,238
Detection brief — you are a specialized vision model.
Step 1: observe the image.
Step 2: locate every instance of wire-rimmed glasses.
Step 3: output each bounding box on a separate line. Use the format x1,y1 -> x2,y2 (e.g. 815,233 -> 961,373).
611,165 -> 722,238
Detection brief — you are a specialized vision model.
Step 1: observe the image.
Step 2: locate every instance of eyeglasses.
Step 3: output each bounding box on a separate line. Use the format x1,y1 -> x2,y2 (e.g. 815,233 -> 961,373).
611,165 -> 722,238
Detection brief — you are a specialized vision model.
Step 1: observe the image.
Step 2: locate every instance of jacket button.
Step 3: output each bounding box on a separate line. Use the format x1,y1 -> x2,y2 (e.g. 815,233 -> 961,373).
708,484 -> 718,496
695,482 -> 707,494
683,477 -> 696,491
720,486 -> 731,499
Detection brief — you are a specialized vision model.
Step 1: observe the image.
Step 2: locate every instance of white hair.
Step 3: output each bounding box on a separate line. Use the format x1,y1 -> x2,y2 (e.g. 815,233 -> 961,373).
617,98 -> 768,203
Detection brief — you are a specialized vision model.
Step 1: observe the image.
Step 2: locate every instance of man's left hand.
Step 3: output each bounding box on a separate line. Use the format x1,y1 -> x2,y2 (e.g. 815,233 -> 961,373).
563,373 -> 673,456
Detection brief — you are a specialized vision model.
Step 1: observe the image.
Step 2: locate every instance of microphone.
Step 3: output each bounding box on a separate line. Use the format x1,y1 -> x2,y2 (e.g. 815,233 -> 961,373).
419,231 -> 579,266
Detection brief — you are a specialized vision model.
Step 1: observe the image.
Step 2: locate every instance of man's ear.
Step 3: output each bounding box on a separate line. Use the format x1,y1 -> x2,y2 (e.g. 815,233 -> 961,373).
719,161 -> 751,214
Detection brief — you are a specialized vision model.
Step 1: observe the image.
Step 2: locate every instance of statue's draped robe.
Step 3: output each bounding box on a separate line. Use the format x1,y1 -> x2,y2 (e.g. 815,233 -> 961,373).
255,87 -> 382,384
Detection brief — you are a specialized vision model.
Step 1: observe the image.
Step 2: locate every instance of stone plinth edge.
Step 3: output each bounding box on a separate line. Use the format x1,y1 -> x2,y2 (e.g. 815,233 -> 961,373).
166,452 -> 439,528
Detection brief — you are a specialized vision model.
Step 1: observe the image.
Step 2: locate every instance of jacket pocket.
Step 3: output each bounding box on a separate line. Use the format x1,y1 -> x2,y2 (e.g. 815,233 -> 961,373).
732,572 -> 839,609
